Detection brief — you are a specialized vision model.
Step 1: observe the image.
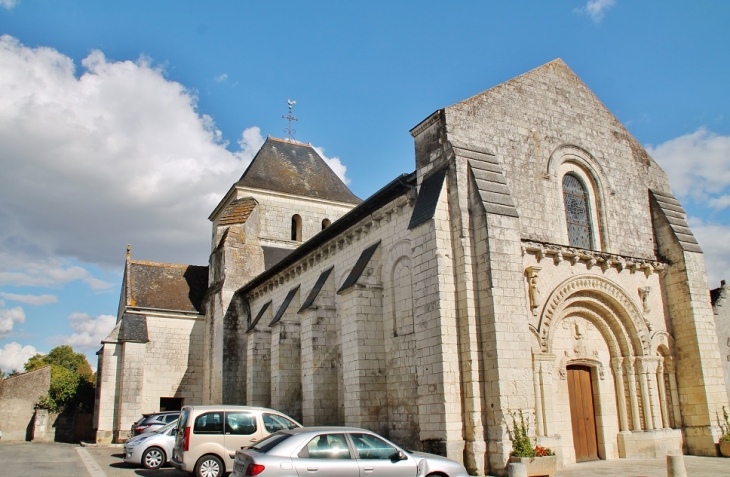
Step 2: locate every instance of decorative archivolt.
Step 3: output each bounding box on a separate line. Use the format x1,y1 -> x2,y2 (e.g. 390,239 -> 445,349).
546,144 -> 615,195
538,275 -> 651,356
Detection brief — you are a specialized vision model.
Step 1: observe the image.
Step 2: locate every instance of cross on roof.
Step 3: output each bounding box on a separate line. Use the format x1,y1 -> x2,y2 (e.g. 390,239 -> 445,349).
282,99 -> 298,141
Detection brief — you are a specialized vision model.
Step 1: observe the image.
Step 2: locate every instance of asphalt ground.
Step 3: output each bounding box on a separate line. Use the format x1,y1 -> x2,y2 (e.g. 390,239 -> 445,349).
1,441 -> 729,476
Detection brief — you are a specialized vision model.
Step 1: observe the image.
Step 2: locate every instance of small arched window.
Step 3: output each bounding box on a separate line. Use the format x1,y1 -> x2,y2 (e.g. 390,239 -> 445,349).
291,214 -> 302,242
321,218 -> 331,230
562,174 -> 593,249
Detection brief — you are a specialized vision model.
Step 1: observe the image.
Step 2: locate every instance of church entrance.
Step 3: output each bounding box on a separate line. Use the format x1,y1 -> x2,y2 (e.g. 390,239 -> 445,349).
567,365 -> 599,462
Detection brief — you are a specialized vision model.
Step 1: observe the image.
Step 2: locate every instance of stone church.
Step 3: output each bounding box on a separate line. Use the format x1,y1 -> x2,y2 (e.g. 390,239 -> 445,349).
94,59 -> 729,475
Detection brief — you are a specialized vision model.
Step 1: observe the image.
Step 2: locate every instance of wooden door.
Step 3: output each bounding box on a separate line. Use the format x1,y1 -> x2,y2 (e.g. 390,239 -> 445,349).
567,365 -> 599,462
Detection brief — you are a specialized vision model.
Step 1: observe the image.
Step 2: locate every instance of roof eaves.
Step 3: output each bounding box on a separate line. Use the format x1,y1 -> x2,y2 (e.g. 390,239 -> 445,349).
237,171 -> 416,297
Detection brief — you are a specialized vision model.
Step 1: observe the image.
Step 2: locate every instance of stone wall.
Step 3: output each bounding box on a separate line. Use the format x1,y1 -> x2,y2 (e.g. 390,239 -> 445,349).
713,281 -> 730,404
0,365 -> 50,441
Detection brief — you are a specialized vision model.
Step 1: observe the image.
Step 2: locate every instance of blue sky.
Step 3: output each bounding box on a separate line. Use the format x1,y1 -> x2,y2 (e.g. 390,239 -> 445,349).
0,1 -> 728,372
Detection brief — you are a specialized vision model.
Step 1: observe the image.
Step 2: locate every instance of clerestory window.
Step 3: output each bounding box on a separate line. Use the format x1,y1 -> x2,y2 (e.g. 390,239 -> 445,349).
291,214 -> 302,242
562,174 -> 593,249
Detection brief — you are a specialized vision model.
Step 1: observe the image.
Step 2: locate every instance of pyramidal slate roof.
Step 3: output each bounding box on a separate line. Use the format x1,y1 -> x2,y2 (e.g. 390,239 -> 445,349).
237,136 -> 361,205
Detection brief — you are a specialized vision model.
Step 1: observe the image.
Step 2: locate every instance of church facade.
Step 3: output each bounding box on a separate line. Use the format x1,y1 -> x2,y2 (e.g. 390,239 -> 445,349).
95,60 -> 728,475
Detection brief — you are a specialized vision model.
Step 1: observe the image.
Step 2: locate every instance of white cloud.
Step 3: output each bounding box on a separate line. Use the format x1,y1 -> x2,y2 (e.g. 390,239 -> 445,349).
647,128 -> 730,209
689,218 -> 730,288
0,342 -> 37,374
214,73 -> 228,82
312,146 -> 351,185
0,305 -> 25,338
574,0 -> 616,23
0,35 -> 268,276
0,292 -> 58,305
0,254 -> 114,290
55,312 -> 116,352
0,0 -> 18,10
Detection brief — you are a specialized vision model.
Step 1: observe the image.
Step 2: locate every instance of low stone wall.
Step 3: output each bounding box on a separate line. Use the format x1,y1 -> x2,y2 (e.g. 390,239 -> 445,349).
31,409 -> 74,443
0,366 -> 51,441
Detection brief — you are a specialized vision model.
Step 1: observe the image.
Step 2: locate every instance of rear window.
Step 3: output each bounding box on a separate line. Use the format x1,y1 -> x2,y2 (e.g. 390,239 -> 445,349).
178,409 -> 190,432
263,413 -> 300,433
251,433 -> 293,453
194,412 -> 224,434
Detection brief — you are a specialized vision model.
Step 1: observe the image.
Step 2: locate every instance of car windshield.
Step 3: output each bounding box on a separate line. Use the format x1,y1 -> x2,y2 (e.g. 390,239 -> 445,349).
154,419 -> 178,434
250,432 -> 293,453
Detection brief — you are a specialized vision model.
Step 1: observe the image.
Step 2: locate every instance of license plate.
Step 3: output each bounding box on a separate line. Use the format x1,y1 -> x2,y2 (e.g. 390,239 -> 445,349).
234,463 -> 245,473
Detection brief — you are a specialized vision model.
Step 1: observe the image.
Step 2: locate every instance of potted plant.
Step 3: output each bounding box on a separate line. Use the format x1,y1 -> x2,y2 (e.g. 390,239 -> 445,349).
508,410 -> 556,477
719,406 -> 730,457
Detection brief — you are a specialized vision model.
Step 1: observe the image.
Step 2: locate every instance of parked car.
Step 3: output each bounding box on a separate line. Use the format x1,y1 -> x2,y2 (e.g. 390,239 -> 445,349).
124,418 -> 178,469
232,426 -> 470,477
171,405 -> 301,477
131,410 -> 181,435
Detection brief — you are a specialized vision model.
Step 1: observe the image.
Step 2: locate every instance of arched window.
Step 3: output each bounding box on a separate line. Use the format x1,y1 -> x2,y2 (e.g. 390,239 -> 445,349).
291,214 -> 302,241
562,174 -> 593,249
321,218 -> 331,230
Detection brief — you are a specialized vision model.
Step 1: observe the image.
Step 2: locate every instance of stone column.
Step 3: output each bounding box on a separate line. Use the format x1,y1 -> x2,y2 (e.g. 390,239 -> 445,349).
637,358 -> 654,431
539,357 -> 557,436
657,359 -> 672,429
611,357 -> 629,432
665,358 -> 682,429
533,359 -> 544,437
625,359 -> 642,431
533,353 -> 557,437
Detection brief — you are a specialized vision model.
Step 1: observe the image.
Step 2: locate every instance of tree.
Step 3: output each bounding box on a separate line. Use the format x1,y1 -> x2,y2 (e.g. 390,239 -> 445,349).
27,345 -> 95,413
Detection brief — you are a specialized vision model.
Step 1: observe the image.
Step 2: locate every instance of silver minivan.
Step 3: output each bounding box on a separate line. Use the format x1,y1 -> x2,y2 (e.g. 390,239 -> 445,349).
170,405 -> 301,477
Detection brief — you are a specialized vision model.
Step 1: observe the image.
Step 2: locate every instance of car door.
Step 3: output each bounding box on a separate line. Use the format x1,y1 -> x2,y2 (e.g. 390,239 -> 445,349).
293,433 -> 360,477
223,411 -> 260,470
348,432 -> 417,477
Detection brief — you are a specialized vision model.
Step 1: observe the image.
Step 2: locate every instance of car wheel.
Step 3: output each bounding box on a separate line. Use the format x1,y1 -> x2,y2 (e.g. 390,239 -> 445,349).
142,446 -> 166,469
195,454 -> 223,477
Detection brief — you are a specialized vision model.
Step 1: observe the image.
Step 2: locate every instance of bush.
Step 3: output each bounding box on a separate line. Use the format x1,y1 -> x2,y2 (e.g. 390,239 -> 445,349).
508,409 -> 554,458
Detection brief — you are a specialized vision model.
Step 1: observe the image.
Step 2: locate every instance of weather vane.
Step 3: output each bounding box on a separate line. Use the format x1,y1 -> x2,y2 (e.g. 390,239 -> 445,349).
282,99 -> 298,141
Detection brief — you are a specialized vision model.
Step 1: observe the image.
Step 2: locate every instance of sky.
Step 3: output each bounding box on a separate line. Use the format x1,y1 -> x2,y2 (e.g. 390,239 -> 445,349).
0,1 -> 728,373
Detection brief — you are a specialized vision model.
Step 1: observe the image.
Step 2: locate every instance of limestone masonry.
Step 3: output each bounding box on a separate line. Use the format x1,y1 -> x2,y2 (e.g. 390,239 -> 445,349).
94,60 -> 729,476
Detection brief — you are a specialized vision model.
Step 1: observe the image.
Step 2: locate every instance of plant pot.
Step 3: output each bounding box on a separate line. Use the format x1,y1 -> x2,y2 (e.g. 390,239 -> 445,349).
720,440 -> 730,457
510,455 -> 557,477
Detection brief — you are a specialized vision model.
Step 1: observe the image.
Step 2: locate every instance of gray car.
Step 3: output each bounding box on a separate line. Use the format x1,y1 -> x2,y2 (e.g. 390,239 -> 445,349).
232,426 -> 469,477
124,419 -> 178,469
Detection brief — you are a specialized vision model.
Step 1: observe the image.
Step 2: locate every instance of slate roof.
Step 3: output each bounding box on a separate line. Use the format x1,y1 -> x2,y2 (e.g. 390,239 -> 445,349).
218,198 -> 257,226
237,137 -> 361,205
127,260 -> 208,313
238,171 -> 416,296
649,189 -> 702,254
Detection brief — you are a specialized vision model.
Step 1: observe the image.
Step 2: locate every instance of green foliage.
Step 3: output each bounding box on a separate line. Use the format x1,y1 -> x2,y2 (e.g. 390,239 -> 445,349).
508,409 -> 554,458
27,345 -> 96,413
509,409 -> 536,458
719,406 -> 730,442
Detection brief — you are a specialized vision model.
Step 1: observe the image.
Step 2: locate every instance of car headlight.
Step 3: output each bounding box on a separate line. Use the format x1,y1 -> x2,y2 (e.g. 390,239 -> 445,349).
127,436 -> 148,448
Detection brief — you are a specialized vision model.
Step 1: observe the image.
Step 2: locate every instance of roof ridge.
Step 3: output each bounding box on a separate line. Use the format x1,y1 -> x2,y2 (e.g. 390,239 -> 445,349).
130,259 -> 207,269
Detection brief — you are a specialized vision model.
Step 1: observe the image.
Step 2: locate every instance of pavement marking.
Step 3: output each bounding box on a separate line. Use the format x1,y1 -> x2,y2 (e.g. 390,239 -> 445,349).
76,446 -> 109,477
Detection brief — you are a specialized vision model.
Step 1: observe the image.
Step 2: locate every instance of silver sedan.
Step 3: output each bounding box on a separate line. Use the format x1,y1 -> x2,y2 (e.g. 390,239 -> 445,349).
232,426 -> 469,477
124,419 -> 177,469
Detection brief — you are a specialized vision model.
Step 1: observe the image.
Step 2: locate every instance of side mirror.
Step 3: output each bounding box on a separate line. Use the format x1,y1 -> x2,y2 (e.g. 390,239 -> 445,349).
391,450 -> 408,461
171,429 -> 177,436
